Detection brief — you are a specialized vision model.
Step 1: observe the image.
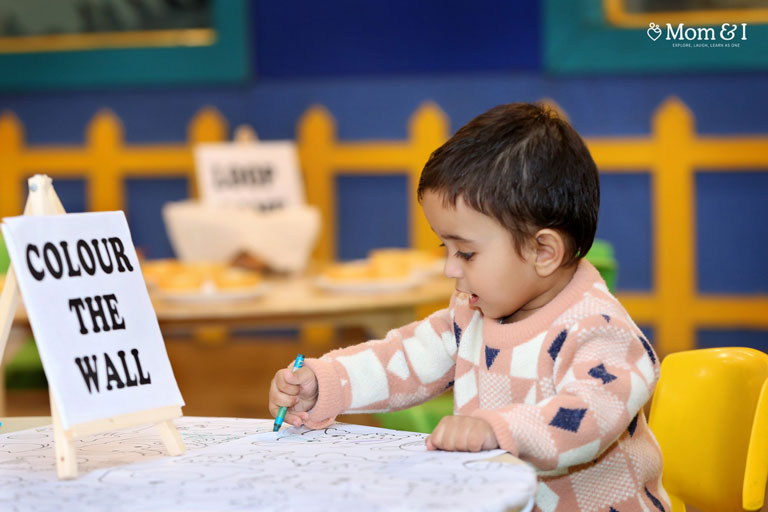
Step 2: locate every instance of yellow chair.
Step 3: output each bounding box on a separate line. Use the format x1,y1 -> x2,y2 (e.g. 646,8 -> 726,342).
648,347 -> 768,512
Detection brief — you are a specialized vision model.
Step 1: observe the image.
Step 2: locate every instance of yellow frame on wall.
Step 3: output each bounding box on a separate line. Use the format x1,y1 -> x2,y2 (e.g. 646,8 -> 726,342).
603,0 -> 768,28
0,29 -> 214,54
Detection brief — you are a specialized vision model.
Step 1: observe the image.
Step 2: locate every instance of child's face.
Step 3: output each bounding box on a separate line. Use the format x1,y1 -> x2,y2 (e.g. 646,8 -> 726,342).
422,190 -> 546,322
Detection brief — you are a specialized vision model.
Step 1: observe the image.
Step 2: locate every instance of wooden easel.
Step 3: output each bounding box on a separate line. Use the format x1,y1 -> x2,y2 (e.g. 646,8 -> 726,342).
0,175 -> 185,479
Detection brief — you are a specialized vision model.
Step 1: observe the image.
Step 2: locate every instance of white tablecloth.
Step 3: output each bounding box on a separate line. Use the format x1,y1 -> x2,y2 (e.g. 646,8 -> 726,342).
0,416 -> 536,512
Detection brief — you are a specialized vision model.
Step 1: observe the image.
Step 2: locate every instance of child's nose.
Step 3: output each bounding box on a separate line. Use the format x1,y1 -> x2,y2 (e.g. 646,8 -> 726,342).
443,256 -> 463,279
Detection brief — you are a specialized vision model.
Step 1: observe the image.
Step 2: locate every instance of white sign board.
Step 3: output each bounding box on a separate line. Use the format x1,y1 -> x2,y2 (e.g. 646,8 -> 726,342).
1,211 -> 184,429
195,141 -> 304,211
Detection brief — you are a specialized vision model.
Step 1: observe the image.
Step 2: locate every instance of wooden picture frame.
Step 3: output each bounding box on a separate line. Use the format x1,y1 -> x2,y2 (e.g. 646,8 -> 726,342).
0,0 -> 249,90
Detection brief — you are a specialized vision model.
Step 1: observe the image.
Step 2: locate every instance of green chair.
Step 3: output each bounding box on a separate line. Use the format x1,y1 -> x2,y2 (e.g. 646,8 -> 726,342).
376,392 -> 453,433
586,239 -> 618,292
375,239 -> 619,432
0,233 -> 9,274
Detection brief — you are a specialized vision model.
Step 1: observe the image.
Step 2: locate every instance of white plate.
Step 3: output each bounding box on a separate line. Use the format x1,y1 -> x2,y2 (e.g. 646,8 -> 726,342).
314,274 -> 424,294
154,282 -> 270,303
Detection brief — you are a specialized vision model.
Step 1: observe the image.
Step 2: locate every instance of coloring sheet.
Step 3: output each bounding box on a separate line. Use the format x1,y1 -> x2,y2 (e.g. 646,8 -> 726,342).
0,417 -> 537,512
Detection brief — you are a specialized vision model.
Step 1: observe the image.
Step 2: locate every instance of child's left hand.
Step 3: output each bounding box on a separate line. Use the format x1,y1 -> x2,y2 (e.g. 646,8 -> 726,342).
426,415 -> 499,452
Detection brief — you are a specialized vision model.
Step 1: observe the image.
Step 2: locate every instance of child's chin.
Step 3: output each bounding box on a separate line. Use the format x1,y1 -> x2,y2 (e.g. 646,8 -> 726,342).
470,303 -> 485,315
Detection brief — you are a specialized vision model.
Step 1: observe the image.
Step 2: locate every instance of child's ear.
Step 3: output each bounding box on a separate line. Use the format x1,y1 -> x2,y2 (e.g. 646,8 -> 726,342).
532,229 -> 565,277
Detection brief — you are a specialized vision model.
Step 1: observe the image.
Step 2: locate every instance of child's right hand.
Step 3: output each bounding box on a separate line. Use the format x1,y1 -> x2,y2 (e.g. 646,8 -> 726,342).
268,365 -> 319,427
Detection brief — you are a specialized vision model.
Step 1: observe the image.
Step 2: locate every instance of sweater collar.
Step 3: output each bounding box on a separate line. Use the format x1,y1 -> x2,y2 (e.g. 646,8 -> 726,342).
480,259 -> 603,346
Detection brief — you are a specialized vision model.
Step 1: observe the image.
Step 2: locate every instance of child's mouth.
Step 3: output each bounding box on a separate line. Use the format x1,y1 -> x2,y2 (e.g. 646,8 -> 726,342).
469,293 -> 479,305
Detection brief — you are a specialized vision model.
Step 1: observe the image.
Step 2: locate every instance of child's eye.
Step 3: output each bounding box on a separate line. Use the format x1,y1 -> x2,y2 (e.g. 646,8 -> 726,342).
456,251 -> 475,261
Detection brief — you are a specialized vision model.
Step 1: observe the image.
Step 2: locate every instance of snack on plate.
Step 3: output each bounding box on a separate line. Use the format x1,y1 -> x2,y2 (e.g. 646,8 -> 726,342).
321,248 -> 443,283
141,259 -> 183,288
322,261 -> 374,281
213,267 -> 262,290
368,248 -> 441,276
142,259 -> 261,294
156,271 -> 206,293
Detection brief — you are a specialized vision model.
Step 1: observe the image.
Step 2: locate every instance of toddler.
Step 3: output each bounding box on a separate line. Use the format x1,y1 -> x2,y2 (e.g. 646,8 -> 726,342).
269,103 -> 670,512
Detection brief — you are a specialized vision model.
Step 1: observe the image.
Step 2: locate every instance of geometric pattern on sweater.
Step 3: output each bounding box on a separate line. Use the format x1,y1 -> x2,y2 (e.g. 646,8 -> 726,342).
558,439 -> 601,470
336,349 -> 388,408
645,486 -> 667,512
302,260 -> 668,512
453,368 -> 477,409
623,431 -> 664,485
588,363 -> 617,384
635,349 -> 657,386
478,370 -> 514,409
574,326 -> 635,367
554,291 -> 626,329
389,386 -> 431,410
402,321 -> 455,384
453,321 -> 462,346
501,406 -> 559,461
571,451 -> 637,511
638,335 -> 656,364
456,311 -> 483,365
628,372 -> 652,419
538,376 -> 557,398
566,381 -> 627,436
547,329 -> 569,362
511,331 -> 547,379
485,345 -> 500,369
536,481 -> 560,512
549,407 -> 588,432
386,350 -> 410,380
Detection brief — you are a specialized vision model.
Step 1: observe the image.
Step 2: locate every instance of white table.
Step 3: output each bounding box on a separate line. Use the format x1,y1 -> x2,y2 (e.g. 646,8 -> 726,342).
0,416 -> 536,512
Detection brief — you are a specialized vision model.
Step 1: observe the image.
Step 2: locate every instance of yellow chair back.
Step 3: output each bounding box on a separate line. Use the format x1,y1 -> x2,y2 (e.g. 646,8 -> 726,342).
648,347 -> 768,512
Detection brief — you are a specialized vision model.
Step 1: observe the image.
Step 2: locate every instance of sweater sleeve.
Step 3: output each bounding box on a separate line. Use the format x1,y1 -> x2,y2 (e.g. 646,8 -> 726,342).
302,302 -> 460,429
472,314 -> 660,472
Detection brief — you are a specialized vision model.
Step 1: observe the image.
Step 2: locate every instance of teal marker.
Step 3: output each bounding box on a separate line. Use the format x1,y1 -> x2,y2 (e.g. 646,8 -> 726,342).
273,354 -> 305,432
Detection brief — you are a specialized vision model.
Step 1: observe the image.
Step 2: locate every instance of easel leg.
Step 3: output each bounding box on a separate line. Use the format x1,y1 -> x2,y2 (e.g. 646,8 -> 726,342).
49,394 -> 78,479
156,419 -> 185,456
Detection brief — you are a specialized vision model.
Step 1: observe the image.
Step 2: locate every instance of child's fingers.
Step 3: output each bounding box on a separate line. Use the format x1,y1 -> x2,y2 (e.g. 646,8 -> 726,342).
284,367 -> 315,387
269,375 -> 300,414
285,411 -> 309,427
275,369 -> 301,395
427,416 -> 498,452
428,418 -> 450,450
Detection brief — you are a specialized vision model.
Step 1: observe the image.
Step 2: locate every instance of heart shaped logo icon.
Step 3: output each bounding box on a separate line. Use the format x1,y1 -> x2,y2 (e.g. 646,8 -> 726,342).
647,22 -> 662,41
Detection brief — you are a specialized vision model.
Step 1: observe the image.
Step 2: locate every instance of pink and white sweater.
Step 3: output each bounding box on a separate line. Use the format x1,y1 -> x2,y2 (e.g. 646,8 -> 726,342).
303,260 -> 670,512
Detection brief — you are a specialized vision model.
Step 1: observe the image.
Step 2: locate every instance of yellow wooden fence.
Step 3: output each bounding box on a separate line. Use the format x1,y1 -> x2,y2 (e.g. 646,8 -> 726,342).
0,107 -> 227,216
1,97 -> 766,355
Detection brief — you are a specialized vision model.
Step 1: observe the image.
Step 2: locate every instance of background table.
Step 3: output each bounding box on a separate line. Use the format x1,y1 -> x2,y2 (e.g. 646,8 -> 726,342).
11,271 -> 454,338
148,272 -> 454,338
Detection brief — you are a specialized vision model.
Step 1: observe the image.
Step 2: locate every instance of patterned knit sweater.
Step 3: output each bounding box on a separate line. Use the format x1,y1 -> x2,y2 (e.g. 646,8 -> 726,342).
303,260 -> 671,512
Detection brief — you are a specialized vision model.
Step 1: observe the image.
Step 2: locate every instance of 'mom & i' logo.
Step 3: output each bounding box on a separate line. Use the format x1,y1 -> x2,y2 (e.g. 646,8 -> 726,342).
647,22 -> 748,42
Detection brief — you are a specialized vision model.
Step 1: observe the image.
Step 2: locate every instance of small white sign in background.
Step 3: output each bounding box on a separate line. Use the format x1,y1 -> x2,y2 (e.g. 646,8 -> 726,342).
195,141 -> 304,211
1,211 -> 184,429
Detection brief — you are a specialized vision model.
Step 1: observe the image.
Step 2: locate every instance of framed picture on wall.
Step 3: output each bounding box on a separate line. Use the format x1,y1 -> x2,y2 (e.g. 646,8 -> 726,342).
0,0 -> 249,90
544,0 -> 768,73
